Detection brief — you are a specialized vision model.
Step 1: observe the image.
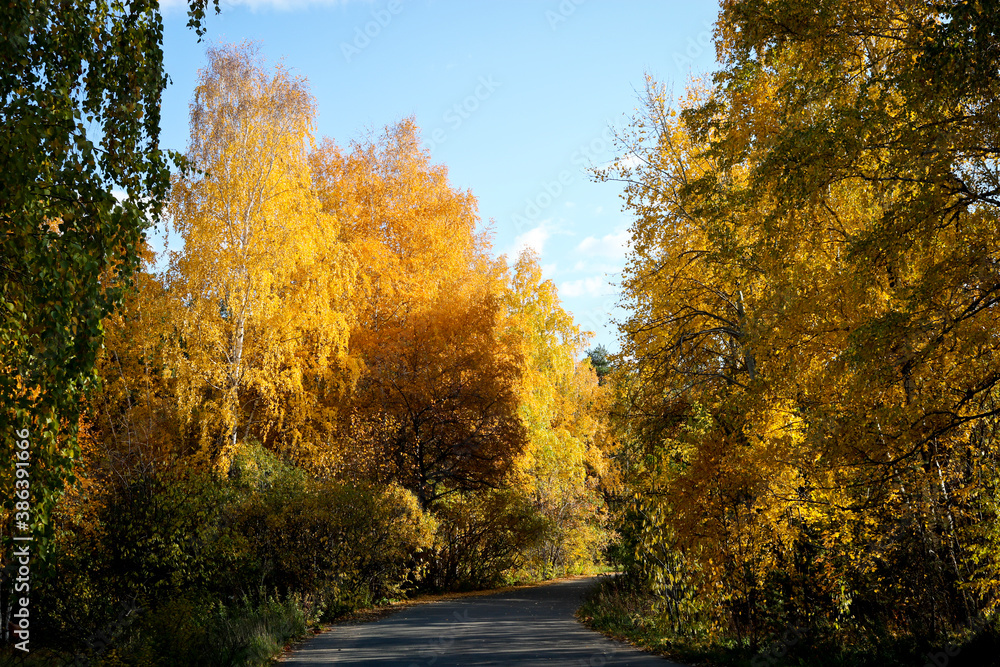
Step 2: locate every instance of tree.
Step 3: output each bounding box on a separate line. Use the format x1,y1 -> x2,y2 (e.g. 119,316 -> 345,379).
167,43 -> 353,471
503,250 -> 608,573
347,287 -> 526,507
702,0 -> 1000,632
89,250 -> 183,468
310,118 -> 491,331
0,0 -> 219,552
608,0 -> 1000,643
312,119 -> 524,505
585,345 -> 612,385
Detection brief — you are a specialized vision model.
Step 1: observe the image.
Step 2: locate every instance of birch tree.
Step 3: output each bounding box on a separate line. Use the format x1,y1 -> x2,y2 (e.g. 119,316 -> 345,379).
168,44 -> 352,470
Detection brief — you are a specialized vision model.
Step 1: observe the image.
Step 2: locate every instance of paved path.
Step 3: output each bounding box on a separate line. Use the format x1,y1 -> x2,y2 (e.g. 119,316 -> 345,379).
281,577 -> 683,666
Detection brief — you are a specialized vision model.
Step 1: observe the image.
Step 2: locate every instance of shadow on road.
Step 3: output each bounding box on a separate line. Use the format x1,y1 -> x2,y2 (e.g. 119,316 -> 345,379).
281,576 -> 684,666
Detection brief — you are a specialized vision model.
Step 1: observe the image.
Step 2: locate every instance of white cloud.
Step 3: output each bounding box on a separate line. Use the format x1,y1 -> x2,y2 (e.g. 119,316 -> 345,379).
599,151 -> 644,173
560,276 -> 614,298
160,0 -> 345,13
573,260 -> 621,273
617,152 -> 644,171
511,224 -> 551,257
575,228 -> 629,260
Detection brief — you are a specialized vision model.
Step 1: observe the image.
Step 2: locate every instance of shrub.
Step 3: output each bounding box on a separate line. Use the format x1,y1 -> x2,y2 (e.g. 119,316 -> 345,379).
109,594 -> 310,667
27,444 -> 436,662
427,489 -> 547,590
235,471 -> 435,614
32,462 -> 248,655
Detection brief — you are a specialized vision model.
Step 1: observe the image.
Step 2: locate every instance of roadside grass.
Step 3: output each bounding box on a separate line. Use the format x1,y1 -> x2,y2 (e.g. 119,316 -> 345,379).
111,595 -> 312,667
577,575 -> 1000,667
0,596 -> 311,667
576,575 -> 731,666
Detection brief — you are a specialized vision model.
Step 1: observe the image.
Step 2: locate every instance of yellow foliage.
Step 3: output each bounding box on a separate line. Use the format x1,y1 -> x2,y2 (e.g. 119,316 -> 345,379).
608,0 -> 1000,637
166,43 -> 356,469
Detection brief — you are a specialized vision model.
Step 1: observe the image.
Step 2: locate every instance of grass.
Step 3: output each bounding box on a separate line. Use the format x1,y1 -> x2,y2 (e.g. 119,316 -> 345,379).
0,596 -> 312,667
576,574 -> 732,666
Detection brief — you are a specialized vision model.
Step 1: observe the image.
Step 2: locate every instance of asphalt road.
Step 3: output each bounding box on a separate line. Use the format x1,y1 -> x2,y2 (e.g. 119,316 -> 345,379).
280,577 -> 684,666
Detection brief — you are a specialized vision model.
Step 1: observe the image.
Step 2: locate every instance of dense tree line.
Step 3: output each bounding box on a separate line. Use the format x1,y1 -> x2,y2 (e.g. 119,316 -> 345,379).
8,1 -> 999,665
600,0 -> 1000,662
2,42 -> 608,664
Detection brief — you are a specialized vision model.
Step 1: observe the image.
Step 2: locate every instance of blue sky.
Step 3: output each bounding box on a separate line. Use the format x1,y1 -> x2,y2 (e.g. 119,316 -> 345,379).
156,0 -> 720,352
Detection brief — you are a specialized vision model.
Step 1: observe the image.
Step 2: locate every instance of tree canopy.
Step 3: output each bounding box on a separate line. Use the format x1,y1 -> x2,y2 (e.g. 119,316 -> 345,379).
606,0 -> 1000,645
0,0 -> 220,548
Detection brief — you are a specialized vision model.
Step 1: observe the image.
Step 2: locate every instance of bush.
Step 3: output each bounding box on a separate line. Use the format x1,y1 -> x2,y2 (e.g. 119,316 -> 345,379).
32,462 -> 247,655
113,595 -> 309,667
28,445 -> 435,662
232,448 -> 435,614
426,489 -> 547,590
237,480 -> 434,612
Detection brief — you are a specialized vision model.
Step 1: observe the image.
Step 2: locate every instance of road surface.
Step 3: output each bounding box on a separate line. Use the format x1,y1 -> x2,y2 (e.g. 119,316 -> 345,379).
281,576 -> 684,666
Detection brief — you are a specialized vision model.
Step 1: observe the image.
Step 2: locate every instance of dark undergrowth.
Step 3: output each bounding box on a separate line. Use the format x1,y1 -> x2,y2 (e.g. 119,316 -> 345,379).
578,575 -> 1000,667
